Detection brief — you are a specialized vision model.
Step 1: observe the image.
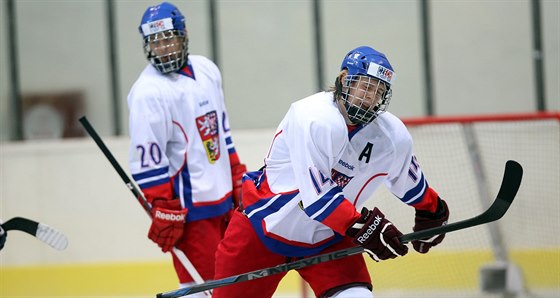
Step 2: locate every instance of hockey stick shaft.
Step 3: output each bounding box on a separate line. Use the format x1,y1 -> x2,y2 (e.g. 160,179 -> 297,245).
157,160 -> 522,298
2,217 -> 68,250
79,116 -> 208,293
79,117 -> 151,216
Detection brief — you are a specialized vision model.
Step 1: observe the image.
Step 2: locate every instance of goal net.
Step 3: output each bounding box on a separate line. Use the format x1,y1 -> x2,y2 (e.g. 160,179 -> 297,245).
361,112 -> 560,298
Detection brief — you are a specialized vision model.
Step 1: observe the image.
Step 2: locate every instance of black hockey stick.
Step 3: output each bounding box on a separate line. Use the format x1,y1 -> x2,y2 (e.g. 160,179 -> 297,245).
79,116 -> 210,295
79,116 -> 152,216
156,160 -> 523,298
1,217 -> 68,250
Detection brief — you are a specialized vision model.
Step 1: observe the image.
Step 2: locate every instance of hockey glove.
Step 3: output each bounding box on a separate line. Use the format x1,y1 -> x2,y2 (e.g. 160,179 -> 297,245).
148,199 -> 187,253
412,198 -> 449,253
346,207 -> 408,262
231,163 -> 247,209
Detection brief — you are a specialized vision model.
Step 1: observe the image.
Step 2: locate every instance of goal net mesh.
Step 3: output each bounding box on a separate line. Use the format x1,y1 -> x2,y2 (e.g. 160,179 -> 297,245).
360,112 -> 560,297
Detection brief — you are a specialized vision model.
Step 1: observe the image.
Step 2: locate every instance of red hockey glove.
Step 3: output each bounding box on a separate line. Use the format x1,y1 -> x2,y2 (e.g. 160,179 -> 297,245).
412,198 -> 449,253
148,199 -> 187,253
346,207 -> 408,262
231,163 -> 247,209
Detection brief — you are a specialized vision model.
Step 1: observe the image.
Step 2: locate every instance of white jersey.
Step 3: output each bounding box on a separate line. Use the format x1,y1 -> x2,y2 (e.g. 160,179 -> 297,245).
128,55 -> 239,222
241,91 -> 438,257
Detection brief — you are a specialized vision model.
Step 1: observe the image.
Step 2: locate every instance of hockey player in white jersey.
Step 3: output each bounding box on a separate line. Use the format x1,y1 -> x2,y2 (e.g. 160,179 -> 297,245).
213,46 -> 449,298
128,2 -> 246,291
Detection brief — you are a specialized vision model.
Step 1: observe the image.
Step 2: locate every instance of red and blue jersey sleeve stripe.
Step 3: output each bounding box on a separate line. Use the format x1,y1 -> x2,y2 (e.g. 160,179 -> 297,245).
132,167 -> 170,189
398,172 -> 439,213
225,136 -> 235,154
303,187 -> 344,220
399,172 -> 427,205
303,187 -> 360,235
244,190 -> 346,257
132,167 -> 173,203
225,136 -> 241,166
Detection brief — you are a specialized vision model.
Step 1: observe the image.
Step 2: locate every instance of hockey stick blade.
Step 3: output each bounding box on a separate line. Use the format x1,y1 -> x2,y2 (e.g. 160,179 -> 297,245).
2,217 -> 69,250
156,160 -> 523,298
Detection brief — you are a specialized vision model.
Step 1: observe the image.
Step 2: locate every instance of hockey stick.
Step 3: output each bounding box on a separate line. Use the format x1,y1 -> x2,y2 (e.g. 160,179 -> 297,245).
1,217 -> 68,250
156,160 -> 523,298
78,116 -> 210,295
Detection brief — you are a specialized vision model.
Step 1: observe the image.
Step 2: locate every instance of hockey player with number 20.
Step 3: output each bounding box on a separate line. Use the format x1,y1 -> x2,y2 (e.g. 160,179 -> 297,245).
212,46 -> 450,298
127,2 -> 246,292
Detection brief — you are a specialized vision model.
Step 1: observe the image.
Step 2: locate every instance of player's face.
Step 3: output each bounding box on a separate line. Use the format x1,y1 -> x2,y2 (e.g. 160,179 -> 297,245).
346,76 -> 387,110
148,31 -> 184,62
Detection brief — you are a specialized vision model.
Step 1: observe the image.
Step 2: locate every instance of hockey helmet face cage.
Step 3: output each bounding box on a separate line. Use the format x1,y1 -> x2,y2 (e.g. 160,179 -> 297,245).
341,75 -> 392,125
339,46 -> 396,125
139,2 -> 189,74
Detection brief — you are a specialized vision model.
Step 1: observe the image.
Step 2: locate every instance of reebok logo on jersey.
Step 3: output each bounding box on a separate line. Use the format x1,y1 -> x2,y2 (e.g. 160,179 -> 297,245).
338,160 -> 355,171
155,210 -> 185,222
357,215 -> 383,244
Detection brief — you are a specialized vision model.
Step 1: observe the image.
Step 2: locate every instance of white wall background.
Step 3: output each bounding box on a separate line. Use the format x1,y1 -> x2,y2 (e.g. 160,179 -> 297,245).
0,0 -> 558,141
1,118 -> 558,266
0,129 -> 275,266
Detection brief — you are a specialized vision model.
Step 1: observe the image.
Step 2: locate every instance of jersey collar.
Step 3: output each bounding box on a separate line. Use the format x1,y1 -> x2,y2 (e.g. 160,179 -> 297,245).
177,59 -> 196,80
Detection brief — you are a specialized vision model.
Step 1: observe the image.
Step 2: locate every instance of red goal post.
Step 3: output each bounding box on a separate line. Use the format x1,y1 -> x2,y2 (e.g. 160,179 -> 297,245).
402,111 -> 560,126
